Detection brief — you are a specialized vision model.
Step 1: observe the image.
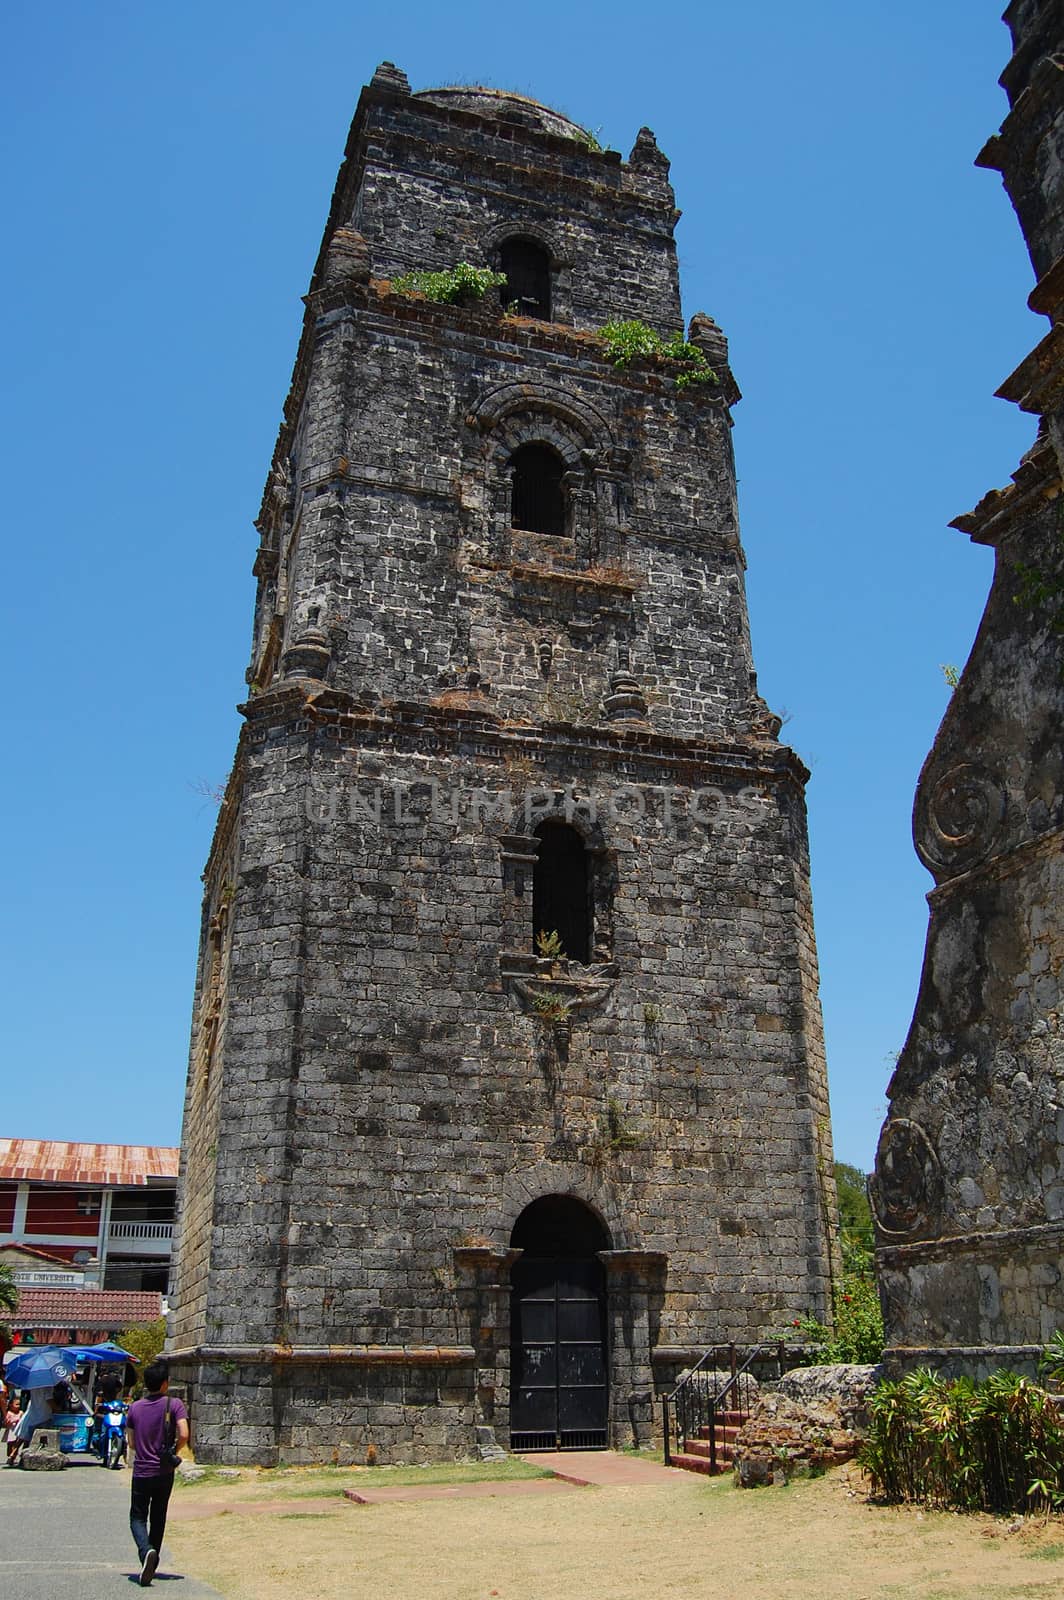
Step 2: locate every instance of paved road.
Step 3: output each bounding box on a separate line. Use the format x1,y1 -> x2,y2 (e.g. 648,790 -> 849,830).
0,1458 -> 224,1600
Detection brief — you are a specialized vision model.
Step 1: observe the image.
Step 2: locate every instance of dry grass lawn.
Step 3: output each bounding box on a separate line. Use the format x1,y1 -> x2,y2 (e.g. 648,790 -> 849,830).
166,1461 -> 1064,1600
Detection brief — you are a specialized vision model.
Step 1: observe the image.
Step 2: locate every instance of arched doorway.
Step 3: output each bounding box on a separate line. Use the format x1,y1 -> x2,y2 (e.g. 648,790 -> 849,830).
509,1195 -> 610,1450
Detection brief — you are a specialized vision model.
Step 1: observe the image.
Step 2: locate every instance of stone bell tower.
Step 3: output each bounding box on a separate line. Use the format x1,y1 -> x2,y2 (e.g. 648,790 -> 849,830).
169,63 -> 837,1464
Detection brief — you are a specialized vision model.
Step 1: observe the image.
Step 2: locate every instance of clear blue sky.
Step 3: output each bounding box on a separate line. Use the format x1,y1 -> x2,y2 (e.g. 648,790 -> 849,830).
1,2 -> 1035,1171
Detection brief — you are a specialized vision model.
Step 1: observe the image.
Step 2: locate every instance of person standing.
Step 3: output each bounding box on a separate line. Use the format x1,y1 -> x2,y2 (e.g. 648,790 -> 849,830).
10,1381 -> 62,1457
125,1359 -> 189,1587
3,1393 -> 21,1464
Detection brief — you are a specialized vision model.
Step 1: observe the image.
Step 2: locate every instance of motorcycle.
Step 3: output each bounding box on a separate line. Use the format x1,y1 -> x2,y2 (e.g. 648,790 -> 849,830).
92,1399 -> 128,1469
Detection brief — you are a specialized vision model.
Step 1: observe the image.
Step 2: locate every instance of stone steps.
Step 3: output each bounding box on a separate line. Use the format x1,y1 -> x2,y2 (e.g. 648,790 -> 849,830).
669,1410 -> 751,1476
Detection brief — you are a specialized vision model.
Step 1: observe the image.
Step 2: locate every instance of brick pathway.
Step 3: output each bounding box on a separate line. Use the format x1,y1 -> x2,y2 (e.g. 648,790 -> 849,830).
344,1477 -> 580,1505
521,1451 -> 684,1487
170,1453 -> 683,1518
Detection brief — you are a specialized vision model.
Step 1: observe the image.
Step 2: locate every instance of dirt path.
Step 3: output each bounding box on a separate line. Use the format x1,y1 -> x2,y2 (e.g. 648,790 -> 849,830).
167,1464 -> 1064,1600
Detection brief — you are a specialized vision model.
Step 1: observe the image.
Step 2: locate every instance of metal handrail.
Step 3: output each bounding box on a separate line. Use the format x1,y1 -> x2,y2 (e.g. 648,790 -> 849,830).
662,1341 -> 785,1466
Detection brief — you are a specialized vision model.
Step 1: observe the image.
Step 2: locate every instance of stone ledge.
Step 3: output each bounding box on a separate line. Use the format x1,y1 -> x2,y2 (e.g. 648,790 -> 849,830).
877,1216 -> 1064,1265
168,1344 -> 477,1367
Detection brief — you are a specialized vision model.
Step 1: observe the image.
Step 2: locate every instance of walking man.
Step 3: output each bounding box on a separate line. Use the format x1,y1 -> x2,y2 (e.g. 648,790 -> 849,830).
126,1358 -> 189,1587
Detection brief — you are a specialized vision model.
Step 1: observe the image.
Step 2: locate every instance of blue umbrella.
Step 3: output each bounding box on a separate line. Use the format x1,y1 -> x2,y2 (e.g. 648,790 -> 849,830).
3,1344 -> 78,1390
61,1341 -> 137,1365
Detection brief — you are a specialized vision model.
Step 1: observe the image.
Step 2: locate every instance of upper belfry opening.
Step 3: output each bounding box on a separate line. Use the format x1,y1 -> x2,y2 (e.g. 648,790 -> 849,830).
334,63 -> 684,334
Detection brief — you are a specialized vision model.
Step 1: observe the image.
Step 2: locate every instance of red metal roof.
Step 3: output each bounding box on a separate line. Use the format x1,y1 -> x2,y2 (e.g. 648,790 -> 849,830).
0,1243 -> 77,1267
0,1140 -> 179,1187
13,1289 -> 163,1329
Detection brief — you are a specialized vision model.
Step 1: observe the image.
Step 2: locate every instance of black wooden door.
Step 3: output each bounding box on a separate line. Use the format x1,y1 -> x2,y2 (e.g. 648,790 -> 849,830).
510,1256 -> 608,1450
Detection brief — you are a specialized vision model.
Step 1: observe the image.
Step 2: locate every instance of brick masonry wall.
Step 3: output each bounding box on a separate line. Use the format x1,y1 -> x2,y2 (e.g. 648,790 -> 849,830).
170,64 -> 837,1464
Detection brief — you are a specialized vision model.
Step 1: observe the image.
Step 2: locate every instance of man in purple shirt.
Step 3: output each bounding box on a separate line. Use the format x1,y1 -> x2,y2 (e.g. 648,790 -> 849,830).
125,1358 -> 190,1587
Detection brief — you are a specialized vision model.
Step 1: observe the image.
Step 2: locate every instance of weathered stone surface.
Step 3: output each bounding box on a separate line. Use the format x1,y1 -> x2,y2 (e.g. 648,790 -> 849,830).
21,1430 -> 67,1471
777,1363 -> 881,1430
169,63 -> 837,1464
733,1391 -> 861,1487
873,4 -> 1064,1375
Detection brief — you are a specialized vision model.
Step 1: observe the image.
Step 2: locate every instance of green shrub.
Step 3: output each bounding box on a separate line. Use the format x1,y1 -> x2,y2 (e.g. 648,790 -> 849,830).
782,1167 -> 884,1364
860,1367 -> 1064,1513
785,1276 -> 883,1367
599,319 -> 716,390
391,262 -> 506,306
1039,1329 -> 1064,1389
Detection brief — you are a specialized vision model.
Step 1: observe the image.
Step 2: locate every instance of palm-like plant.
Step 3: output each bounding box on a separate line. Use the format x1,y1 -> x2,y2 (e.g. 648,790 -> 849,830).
0,1262 -> 18,1316
860,1366 -> 1064,1513
1038,1329 -> 1064,1389
0,1261 -> 18,1345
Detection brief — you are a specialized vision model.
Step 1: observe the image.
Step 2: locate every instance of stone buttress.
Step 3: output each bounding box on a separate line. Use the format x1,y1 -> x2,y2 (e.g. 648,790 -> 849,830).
873,2 -> 1064,1376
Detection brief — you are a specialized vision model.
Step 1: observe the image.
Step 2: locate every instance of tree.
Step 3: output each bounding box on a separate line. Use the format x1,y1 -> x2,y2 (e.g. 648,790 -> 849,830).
788,1165 -> 883,1363
835,1161 -> 874,1264
0,1261 -> 19,1346
117,1317 -> 167,1374
831,1163 -> 881,1362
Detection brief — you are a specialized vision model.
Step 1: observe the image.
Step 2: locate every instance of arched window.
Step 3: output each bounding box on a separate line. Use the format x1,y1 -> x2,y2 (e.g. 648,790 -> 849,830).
511,443 -> 566,536
499,237 -> 551,319
533,820 -> 590,964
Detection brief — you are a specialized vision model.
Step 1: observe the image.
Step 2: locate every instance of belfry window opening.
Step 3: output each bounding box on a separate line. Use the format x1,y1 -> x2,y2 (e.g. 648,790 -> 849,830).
499,237 -> 551,319
533,820 -> 591,965
511,443 -> 566,536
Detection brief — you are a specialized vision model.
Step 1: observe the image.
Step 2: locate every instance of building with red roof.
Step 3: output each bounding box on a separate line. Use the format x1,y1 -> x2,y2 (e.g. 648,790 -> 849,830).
8,1288 -> 163,1347
0,1140 -> 179,1297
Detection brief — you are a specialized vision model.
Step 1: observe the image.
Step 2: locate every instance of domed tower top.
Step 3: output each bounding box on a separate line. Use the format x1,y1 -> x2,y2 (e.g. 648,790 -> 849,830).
315,63 -> 682,334
416,85 -> 589,142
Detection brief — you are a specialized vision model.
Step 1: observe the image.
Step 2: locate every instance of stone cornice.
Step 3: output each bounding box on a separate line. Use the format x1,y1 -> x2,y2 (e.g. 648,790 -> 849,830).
877,1215 -> 1064,1268
949,435 -> 1060,545
241,682 -> 809,790
883,1343 -> 1044,1366
995,320 -> 1064,414
1028,250 -> 1064,317
167,1343 -> 476,1367
925,823 -> 1064,908
976,50 -> 1064,171
309,285 -> 739,411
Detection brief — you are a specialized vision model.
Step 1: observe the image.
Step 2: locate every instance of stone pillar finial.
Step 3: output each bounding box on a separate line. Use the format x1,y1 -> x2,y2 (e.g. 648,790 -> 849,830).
602,649 -> 649,723
371,62 -> 410,93
687,313 -> 729,366
629,126 -> 669,171
282,624 -> 331,682
323,227 -> 370,287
